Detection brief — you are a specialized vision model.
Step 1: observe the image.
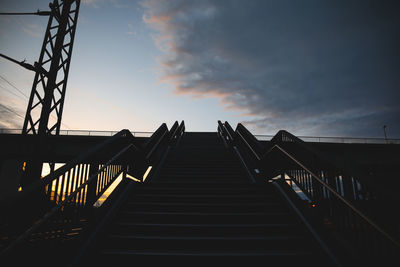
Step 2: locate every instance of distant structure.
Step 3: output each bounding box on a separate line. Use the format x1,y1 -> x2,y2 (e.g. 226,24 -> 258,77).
383,125 -> 388,142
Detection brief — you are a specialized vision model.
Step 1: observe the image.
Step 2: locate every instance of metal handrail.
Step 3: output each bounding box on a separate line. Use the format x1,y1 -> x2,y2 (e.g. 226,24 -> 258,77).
0,143 -> 134,257
1,129 -> 136,202
168,120 -> 185,143
44,130 -> 137,184
223,121 -> 235,141
2,128 -> 400,143
1,122 -> 179,257
233,122 -> 399,244
270,130 -> 382,202
272,144 -> 400,247
175,121 -> 185,145
241,126 -> 385,203
144,123 -> 169,160
145,121 -> 185,183
168,121 -> 179,142
1,129 -> 139,256
177,120 -> 185,138
219,120 -> 400,262
0,128 -> 154,137
254,133 -> 400,144
236,127 -> 262,161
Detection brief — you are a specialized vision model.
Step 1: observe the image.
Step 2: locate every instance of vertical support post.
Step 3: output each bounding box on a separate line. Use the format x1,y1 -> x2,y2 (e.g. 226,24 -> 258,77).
86,163 -> 99,206
20,154 -> 43,189
341,174 -> 354,201
280,172 -> 285,182
122,164 -> 128,181
310,169 -> 322,202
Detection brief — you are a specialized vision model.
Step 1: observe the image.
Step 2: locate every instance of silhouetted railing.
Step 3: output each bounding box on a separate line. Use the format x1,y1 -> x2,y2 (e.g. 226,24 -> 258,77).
174,121 -> 185,143
0,128 -> 154,137
272,145 -> 399,264
40,129 -> 137,206
256,133 -> 400,144
269,129 -> 383,215
0,122 -> 182,259
218,121 -> 265,180
3,127 -> 399,143
218,121 -> 400,265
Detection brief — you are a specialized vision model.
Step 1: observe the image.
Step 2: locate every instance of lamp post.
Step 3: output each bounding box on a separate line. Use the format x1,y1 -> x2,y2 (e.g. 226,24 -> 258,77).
383,125 -> 388,143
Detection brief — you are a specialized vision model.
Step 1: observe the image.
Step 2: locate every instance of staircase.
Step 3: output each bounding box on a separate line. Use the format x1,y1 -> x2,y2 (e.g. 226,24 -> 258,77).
81,132 -> 332,265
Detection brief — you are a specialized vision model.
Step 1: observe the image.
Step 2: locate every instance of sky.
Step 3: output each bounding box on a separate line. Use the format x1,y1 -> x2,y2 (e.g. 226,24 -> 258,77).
0,0 -> 399,138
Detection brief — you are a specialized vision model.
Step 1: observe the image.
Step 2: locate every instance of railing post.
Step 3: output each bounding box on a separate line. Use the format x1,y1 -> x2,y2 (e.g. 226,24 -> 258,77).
280,172 -> 286,182
122,165 -> 128,180
341,174 -> 355,201
86,163 -> 99,206
312,170 -> 323,201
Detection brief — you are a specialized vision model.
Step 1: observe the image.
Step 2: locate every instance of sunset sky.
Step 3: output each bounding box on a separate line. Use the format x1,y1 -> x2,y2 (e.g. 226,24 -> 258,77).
0,0 -> 399,138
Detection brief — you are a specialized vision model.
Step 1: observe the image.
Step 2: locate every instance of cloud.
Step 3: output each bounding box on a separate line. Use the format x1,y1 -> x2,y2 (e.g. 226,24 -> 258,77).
0,103 -> 23,129
82,0 -> 100,5
126,23 -> 137,35
21,23 -> 43,38
83,0 -> 133,9
143,0 -> 400,137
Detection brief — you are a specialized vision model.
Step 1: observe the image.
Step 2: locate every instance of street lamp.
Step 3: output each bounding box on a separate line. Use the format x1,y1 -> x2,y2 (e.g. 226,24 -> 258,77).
383,125 -> 388,143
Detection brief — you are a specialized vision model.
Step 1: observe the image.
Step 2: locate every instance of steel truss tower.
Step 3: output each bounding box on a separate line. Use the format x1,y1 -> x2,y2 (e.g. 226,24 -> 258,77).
19,0 -> 80,188
22,0 -> 80,135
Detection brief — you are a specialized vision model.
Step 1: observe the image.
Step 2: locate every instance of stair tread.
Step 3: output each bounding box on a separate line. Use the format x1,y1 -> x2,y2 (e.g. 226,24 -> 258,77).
124,201 -> 281,206
112,222 -> 297,227
118,211 -> 289,215
153,180 -> 247,184
78,132 -> 329,265
128,193 -> 272,197
101,248 -> 313,256
107,234 -> 305,241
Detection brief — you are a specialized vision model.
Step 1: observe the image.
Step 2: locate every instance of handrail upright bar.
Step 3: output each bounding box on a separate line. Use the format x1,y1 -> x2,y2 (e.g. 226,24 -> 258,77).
217,121 -> 257,182
236,123 -> 265,156
217,120 -> 224,132
144,123 -> 168,161
144,121 -> 185,183
223,121 -> 235,141
176,121 -> 185,138
176,121 -> 185,145
176,121 -> 185,139
218,131 -> 228,149
168,121 -> 179,142
217,121 -> 228,146
236,127 -> 262,161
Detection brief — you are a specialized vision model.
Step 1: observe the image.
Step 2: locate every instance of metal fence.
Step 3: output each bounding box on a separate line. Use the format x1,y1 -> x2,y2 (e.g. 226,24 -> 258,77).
1,128 -> 399,144
255,134 -> 400,144
0,128 -> 153,137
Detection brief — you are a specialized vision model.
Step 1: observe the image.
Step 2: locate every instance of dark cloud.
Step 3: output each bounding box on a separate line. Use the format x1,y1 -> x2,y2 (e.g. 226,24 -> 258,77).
143,0 -> 400,137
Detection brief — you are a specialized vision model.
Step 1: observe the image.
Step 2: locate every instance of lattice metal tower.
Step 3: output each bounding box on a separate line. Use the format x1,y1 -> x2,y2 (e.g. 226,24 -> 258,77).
22,0 -> 80,135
